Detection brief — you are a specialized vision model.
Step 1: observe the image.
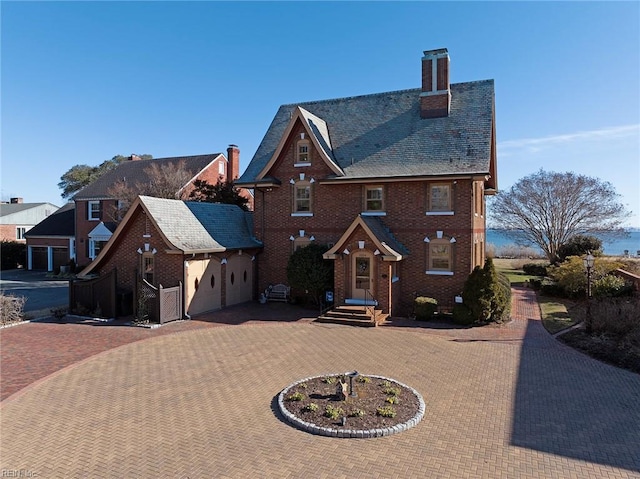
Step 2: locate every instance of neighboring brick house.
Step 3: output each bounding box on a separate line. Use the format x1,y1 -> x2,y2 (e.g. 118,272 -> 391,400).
236,48 -> 497,316
0,198 -> 58,244
73,147 -> 247,268
79,196 -> 262,317
24,202 -> 75,271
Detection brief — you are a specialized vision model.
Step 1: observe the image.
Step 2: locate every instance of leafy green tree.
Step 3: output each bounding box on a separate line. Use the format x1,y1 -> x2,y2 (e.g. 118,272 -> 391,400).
58,154 -> 151,199
557,235 -> 603,262
548,256 -> 623,298
189,179 -> 249,211
489,170 -> 630,264
286,244 -> 333,306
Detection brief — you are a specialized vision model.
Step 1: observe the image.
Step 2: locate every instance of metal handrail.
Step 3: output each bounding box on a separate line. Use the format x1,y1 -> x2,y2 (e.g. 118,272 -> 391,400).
363,288 -> 377,318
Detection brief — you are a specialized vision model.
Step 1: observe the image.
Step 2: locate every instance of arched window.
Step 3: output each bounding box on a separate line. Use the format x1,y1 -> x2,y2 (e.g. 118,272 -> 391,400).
425,234 -> 456,275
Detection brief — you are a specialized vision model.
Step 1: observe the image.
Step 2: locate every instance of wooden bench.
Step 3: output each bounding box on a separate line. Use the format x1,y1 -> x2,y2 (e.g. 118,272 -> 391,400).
266,284 -> 290,303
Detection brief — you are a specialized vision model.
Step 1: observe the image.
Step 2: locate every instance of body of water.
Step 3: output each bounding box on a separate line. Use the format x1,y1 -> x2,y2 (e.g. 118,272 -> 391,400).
486,229 -> 640,257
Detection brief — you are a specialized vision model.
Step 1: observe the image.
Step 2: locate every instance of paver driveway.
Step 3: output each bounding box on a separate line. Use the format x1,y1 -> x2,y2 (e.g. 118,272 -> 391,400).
1,288 -> 639,478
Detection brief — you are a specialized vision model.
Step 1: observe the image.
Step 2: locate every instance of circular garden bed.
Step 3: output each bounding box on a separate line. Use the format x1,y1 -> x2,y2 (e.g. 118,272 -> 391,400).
278,373 -> 425,438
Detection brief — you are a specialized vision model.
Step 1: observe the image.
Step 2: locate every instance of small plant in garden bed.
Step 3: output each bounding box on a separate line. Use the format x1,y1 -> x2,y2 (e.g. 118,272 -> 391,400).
287,392 -> 305,402
385,396 -> 400,404
356,375 -> 371,384
349,408 -> 365,418
376,406 -> 396,418
325,405 -> 344,420
302,403 -> 319,413
322,376 -> 337,384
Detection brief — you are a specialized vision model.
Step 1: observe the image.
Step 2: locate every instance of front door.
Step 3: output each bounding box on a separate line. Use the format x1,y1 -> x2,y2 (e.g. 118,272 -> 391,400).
352,253 -> 373,301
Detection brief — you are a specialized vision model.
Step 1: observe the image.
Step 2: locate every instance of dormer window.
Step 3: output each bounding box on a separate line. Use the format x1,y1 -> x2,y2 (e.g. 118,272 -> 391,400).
363,185 -> 385,215
295,138 -> 311,166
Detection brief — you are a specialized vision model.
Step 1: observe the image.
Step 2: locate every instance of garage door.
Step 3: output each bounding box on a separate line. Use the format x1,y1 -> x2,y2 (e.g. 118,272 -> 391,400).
186,258 -> 222,315
31,247 -> 48,270
52,248 -> 69,271
225,253 -> 253,307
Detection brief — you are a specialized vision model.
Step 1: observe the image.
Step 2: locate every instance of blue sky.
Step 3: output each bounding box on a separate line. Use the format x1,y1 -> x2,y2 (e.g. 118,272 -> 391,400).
2,1 -> 639,226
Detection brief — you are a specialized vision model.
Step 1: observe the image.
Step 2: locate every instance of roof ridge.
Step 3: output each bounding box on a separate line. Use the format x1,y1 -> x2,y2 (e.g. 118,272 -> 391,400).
280,79 -> 494,108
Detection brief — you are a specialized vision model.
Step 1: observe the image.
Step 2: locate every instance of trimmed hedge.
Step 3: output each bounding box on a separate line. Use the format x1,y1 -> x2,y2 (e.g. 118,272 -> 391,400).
414,297 -> 437,321
456,258 -> 511,324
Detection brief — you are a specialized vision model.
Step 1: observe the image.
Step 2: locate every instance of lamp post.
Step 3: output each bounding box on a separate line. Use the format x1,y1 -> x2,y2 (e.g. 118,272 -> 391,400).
583,252 -> 595,333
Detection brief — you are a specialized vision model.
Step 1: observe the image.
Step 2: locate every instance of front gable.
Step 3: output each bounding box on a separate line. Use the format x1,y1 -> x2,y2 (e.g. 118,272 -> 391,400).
256,106 -> 344,180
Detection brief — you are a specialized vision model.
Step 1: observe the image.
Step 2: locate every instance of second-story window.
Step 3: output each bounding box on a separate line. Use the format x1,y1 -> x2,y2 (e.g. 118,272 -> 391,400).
294,183 -> 312,214
88,201 -> 101,220
296,139 -> 310,165
364,186 -> 385,213
427,183 -> 453,214
16,227 -> 27,240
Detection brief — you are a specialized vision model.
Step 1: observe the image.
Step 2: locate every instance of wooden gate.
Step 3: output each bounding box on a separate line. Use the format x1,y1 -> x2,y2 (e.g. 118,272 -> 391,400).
159,282 -> 182,324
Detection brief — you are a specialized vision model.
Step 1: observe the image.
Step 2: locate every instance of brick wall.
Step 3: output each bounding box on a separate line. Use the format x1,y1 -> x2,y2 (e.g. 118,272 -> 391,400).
253,121 -> 487,316
0,225 -> 20,242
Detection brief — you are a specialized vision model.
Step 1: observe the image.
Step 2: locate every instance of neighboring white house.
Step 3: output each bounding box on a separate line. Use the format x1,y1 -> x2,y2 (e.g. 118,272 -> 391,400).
0,198 -> 58,244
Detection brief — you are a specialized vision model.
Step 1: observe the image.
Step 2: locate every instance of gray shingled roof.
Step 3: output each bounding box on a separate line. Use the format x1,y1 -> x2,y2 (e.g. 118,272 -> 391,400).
237,80 -> 494,184
360,215 -> 410,257
140,196 -> 262,253
0,203 -> 53,217
75,154 -> 222,200
24,203 -> 75,237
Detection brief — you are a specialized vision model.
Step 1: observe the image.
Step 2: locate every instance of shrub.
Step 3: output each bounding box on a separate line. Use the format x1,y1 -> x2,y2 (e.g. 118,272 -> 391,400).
414,296 -> 437,320
287,392 -> 305,402
302,403 -> 319,413
452,304 -> 475,325
592,275 -> 633,298
557,235 -> 603,263
540,281 -> 567,297
522,263 -> 548,277
0,240 -> 26,270
324,405 -> 344,420
349,408 -> 365,418
459,258 -> 510,324
0,294 -> 26,324
286,244 -> 334,306
376,406 -> 396,418
548,256 -> 623,298
589,297 -> 640,338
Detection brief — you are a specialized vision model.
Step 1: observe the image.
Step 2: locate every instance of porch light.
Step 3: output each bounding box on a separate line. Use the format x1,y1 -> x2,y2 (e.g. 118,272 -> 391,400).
583,252 -> 595,333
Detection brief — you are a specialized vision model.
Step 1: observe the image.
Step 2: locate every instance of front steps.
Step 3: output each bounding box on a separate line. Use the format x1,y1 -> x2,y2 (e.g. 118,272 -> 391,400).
315,305 -> 388,327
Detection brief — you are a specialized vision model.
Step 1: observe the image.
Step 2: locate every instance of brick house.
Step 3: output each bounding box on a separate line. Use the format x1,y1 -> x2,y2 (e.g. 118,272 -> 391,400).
73,147 -> 247,268
236,48 -> 497,317
0,198 -> 58,244
24,203 -> 75,271
79,196 -> 262,317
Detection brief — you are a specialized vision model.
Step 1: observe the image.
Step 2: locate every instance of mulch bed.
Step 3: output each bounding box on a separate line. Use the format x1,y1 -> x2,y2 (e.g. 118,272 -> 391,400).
281,375 -> 420,430
559,330 -> 640,374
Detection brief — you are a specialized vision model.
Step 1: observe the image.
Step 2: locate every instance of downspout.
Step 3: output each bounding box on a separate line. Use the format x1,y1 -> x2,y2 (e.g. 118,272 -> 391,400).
183,258 -> 191,320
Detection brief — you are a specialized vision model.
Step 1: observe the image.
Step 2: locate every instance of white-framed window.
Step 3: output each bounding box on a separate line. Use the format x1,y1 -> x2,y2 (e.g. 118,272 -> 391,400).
88,239 -> 107,260
425,236 -> 455,275
219,161 -> 225,176
295,139 -> 311,166
292,181 -> 313,215
427,183 -> 453,215
88,201 -> 101,220
364,185 -> 385,214
16,227 -> 27,240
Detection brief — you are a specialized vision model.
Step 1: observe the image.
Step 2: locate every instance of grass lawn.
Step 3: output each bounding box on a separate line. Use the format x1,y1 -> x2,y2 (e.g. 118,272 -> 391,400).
538,295 -> 579,334
493,258 -> 543,286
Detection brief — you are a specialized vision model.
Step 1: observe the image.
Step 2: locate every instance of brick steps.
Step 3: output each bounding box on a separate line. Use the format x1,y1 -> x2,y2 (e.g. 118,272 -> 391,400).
315,305 -> 388,327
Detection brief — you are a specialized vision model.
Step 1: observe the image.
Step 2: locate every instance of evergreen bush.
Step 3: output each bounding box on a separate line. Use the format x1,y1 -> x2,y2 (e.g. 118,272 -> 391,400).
414,296 -> 438,321
593,275 -> 633,298
522,263 -> 548,277
286,244 -> 334,306
1,240 -> 26,270
459,258 -> 510,324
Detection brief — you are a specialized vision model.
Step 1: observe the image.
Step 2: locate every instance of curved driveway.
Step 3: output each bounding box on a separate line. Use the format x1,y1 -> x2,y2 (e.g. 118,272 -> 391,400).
1,289 -> 639,478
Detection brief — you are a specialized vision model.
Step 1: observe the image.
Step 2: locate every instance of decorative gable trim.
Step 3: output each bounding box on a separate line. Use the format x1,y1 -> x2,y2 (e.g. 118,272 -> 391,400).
323,215 -> 404,262
256,106 -> 344,179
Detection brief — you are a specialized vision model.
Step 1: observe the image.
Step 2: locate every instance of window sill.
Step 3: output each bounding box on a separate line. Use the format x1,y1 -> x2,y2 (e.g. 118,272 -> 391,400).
294,162 -> 311,168
361,211 -> 386,216
291,213 -> 313,217
425,211 -> 454,216
425,270 -> 454,276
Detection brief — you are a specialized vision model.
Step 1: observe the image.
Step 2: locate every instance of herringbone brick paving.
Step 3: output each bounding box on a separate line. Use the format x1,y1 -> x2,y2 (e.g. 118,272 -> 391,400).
1,288 -> 639,478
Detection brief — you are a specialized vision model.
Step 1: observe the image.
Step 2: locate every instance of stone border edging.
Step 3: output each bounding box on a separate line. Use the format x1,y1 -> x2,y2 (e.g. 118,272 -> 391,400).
278,373 -> 425,438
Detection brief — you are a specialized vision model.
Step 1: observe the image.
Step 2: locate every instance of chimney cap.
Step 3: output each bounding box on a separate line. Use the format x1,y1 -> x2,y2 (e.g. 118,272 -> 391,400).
423,48 -> 448,57
228,144 -> 239,149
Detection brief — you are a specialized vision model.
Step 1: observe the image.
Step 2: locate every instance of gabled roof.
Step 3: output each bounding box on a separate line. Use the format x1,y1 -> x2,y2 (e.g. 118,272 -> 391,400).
256,106 -> 343,179
238,80 -> 495,185
24,203 -> 75,238
74,154 -> 224,200
80,196 -> 262,275
323,215 -> 409,261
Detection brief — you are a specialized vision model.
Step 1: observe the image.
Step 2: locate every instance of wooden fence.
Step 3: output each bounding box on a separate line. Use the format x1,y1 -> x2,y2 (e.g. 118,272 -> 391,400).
69,269 -> 117,318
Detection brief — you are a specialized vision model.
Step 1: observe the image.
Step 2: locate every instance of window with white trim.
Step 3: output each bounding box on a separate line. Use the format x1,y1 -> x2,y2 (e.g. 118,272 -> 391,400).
364,186 -> 385,213
142,253 -> 155,284
219,161 -> 225,176
88,201 -> 101,220
293,181 -> 312,214
427,183 -> 452,213
425,236 -> 455,275
88,239 -> 107,260
296,139 -> 310,164
16,227 -> 27,240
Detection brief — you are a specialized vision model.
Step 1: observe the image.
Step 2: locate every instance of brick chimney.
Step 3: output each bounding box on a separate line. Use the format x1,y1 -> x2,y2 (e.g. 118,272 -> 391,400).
420,48 -> 451,119
10,197 -> 23,204
227,144 -> 240,181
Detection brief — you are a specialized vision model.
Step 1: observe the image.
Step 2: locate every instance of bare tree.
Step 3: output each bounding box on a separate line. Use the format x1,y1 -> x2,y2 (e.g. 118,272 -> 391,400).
106,160 -> 194,222
489,170 -> 630,263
